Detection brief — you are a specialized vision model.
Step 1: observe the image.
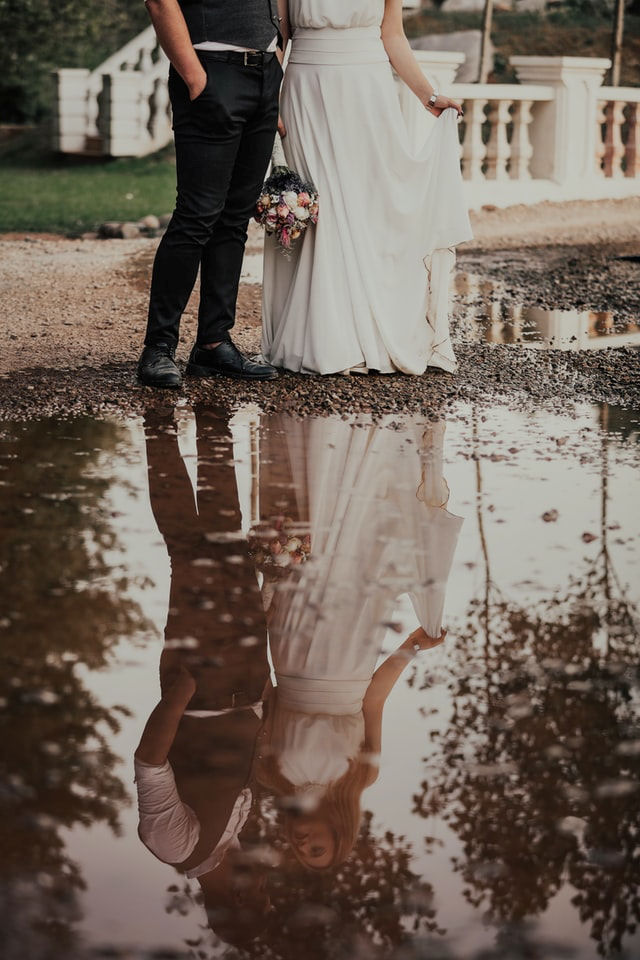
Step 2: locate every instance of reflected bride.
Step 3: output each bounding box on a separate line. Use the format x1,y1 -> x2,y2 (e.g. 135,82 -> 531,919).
252,414 -> 463,869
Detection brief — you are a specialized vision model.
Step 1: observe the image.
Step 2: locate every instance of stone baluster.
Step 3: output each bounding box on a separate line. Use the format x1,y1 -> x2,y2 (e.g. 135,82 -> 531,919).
151,77 -> 171,147
485,99 -> 512,180
509,100 -> 533,179
138,76 -> 152,148
85,81 -> 101,139
139,45 -> 154,74
594,100 -> 607,176
603,100 -> 626,177
461,98 -> 488,181
624,101 -> 640,178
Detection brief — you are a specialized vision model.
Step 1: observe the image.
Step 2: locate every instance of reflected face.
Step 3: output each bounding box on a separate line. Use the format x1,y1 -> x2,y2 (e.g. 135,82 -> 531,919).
291,818 -> 336,868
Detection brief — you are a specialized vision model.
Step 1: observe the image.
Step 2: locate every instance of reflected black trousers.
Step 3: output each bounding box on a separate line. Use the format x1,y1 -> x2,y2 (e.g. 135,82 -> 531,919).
145,52 -> 281,349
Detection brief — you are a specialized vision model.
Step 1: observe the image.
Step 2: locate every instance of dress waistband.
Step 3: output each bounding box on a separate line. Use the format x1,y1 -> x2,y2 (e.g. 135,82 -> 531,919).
289,26 -> 388,66
276,674 -> 369,715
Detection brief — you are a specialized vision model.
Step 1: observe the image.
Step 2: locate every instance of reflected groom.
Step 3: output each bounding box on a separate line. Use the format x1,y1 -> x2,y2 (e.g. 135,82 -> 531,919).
138,0 -> 282,388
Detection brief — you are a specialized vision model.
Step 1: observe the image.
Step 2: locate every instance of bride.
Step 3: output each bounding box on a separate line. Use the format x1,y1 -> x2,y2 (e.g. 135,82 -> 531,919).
262,0 -> 473,377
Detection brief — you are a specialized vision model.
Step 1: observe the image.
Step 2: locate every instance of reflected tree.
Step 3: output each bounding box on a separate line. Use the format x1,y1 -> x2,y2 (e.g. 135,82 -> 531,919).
412,408 -> 640,957
0,419 -> 149,959
165,808 -> 443,960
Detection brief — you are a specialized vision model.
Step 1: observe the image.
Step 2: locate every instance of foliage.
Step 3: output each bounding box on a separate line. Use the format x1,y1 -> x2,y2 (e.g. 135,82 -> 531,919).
165,809 -> 443,960
0,0 -> 149,123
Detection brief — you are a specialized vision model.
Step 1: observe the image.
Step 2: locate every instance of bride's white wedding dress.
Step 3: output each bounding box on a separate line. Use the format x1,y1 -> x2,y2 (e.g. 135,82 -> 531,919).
264,416 -> 463,791
262,0 -> 473,376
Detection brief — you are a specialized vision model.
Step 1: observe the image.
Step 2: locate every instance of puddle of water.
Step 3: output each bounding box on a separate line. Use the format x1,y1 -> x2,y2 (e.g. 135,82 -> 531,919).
456,272 -> 640,350
1,403 -> 639,960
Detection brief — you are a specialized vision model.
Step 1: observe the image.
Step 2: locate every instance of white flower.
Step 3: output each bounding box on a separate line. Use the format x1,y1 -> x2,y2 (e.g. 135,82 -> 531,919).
294,206 -> 310,221
283,190 -> 298,209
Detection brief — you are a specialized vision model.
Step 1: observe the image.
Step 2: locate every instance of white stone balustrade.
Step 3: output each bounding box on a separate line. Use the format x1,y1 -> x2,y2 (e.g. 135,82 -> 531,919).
598,88 -> 640,179
448,83 -> 553,183
53,30 -> 640,208
53,25 -> 171,158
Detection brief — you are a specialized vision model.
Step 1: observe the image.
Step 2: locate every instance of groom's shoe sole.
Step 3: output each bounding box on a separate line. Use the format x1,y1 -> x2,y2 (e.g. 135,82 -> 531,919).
137,371 -> 182,389
186,362 -> 279,382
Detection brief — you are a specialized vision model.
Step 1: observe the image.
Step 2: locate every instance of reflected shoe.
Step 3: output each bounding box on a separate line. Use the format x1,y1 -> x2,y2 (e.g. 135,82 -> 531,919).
187,340 -> 279,381
137,344 -> 182,389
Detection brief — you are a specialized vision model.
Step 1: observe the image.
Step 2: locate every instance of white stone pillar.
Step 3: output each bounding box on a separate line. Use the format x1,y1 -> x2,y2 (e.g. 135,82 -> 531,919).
52,69 -> 90,153
509,56 -> 610,184
101,71 -> 145,157
396,51 -> 466,152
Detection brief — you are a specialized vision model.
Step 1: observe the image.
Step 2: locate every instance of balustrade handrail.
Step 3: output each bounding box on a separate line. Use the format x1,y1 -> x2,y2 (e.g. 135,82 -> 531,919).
450,83 -> 555,101
599,86 -> 640,102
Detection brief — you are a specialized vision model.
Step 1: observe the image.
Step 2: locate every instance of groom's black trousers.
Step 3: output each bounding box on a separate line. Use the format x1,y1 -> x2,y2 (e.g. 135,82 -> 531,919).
145,52 -> 281,349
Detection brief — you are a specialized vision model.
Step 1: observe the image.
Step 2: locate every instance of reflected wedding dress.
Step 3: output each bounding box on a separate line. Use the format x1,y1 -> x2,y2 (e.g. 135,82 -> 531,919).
262,0 -> 473,376
264,417 -> 463,792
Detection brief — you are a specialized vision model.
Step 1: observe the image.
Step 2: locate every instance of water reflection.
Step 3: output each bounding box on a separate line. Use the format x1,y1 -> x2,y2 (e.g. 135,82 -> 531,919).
1,405 -> 639,959
0,420 -> 144,957
456,272 -> 640,350
134,410 -> 461,954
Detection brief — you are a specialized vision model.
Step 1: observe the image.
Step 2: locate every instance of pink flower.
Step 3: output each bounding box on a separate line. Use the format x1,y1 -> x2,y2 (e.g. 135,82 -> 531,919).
279,226 -> 291,248
298,191 -> 311,207
276,202 -> 289,219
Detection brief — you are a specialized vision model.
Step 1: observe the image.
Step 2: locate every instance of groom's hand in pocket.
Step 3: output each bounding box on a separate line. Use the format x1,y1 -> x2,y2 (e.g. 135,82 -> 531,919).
278,116 -> 287,138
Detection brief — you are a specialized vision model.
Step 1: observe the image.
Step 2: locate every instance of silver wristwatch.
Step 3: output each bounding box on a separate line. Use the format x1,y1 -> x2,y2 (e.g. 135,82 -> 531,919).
428,91 -> 439,108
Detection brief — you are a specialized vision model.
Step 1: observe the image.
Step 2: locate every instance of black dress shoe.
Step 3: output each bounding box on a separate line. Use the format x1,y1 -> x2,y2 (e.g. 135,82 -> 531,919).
137,344 -> 182,389
186,340 -> 279,381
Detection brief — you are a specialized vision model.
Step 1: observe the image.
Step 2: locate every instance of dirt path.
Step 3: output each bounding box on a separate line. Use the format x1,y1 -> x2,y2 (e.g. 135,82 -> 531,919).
0,198 -> 638,419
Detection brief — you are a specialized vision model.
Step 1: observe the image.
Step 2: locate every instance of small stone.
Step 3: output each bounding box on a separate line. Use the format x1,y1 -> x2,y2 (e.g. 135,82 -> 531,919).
581,532 -> 597,543
542,509 -> 559,523
139,214 -> 160,231
120,222 -> 141,239
98,221 -> 123,239
158,213 -> 173,228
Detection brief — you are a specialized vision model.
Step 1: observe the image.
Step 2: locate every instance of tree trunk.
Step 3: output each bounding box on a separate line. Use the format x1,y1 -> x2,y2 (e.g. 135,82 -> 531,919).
610,0 -> 625,87
478,0 -> 494,84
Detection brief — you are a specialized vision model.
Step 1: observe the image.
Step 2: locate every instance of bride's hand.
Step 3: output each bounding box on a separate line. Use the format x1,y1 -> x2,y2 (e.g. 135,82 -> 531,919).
406,626 -> 447,652
426,96 -> 463,118
278,115 -> 287,138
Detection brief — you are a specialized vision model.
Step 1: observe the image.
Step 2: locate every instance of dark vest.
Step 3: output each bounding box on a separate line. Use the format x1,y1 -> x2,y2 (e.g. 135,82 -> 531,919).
178,0 -> 279,50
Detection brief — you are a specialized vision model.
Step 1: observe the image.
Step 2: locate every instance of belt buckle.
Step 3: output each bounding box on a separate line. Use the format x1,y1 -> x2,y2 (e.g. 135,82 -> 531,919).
244,51 -> 249,67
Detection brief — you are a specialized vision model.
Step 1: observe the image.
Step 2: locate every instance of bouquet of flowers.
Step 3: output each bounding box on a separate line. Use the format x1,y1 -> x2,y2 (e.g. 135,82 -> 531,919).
248,515 -> 311,573
254,136 -> 319,251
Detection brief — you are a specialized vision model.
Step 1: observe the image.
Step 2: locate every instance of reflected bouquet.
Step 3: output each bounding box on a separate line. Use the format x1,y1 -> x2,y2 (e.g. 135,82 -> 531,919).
254,136 -> 319,251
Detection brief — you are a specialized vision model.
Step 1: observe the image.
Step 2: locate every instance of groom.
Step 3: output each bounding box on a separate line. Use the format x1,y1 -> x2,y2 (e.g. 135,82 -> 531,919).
138,0 -> 282,388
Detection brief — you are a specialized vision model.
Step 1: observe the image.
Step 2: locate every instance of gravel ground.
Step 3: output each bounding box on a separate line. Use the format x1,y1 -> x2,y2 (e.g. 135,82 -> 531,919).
1,198 -> 639,420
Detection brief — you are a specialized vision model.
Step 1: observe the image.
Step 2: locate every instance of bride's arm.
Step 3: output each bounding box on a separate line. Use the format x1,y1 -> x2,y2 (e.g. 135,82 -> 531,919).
362,627 -> 445,763
277,0 -> 291,52
381,0 -> 462,117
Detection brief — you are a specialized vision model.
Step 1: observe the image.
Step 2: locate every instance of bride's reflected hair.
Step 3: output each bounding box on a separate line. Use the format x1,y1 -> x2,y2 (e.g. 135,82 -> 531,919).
256,754 -> 376,870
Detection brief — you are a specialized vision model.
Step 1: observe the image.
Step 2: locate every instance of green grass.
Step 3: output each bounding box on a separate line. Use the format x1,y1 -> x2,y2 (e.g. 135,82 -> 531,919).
0,129 -> 176,234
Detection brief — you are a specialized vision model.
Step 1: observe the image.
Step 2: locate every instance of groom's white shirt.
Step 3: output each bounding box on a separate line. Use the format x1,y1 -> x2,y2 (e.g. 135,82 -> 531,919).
194,38 -> 278,52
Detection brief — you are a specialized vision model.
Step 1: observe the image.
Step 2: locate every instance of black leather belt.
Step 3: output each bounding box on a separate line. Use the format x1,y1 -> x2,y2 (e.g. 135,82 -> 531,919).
196,49 -> 276,68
